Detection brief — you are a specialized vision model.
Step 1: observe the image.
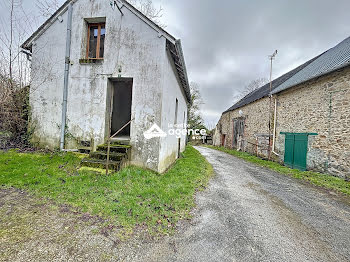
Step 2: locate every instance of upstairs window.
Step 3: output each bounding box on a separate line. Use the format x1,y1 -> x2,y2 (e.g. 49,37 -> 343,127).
86,23 -> 105,59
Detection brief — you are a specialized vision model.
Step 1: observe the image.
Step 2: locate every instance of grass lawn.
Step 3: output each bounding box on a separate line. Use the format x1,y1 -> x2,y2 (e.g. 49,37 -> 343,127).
206,145 -> 350,196
0,146 -> 213,235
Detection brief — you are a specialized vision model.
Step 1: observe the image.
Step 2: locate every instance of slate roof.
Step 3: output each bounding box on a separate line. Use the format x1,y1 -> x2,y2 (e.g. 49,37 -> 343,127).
272,36 -> 350,94
224,54 -> 320,113
166,39 -> 191,103
224,36 -> 350,113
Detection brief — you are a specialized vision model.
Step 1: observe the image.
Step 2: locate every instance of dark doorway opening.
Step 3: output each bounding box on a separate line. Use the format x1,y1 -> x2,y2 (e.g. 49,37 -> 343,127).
233,117 -> 245,148
221,134 -> 226,146
111,78 -> 133,137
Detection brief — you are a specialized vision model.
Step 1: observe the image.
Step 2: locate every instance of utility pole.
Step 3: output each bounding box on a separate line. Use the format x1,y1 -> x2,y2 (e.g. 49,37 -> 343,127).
268,50 -> 277,159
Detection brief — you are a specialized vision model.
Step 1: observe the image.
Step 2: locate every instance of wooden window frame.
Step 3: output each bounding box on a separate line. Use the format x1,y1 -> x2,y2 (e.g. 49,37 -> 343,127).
86,23 -> 105,59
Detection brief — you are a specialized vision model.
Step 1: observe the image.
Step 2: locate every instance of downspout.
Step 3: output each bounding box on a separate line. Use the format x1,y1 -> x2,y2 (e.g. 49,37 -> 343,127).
272,96 -> 279,156
60,3 -> 73,151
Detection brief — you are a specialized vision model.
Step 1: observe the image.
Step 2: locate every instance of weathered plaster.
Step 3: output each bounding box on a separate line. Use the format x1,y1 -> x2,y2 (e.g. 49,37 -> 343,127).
157,49 -> 188,173
29,0 -> 188,172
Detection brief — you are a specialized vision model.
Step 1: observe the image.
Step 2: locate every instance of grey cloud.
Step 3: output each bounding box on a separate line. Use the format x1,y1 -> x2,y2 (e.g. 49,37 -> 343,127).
160,0 -> 350,124
2,0 -> 350,125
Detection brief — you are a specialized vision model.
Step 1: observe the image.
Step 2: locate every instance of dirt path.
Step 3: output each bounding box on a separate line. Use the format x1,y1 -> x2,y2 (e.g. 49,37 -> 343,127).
1,146 -> 350,261
0,187 -> 128,262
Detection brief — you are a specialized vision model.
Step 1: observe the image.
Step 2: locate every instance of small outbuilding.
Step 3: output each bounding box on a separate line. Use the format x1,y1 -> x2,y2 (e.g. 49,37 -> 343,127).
21,0 -> 191,173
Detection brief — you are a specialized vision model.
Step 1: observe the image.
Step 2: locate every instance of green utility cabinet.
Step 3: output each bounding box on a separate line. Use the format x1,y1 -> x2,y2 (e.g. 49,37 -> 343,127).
281,132 -> 317,171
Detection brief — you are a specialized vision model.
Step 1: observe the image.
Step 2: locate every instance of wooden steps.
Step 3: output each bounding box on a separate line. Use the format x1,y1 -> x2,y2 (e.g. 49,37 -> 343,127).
89,151 -> 125,161
78,146 -> 92,154
81,158 -> 121,170
96,144 -> 131,154
80,140 -> 131,171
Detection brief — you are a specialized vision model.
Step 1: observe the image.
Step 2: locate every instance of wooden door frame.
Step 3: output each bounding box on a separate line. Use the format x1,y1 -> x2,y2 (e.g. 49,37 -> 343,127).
104,77 -> 133,142
232,117 -> 245,148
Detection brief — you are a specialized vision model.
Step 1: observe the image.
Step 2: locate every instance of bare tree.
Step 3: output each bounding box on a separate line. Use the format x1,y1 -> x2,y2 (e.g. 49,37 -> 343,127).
36,0 -> 61,18
188,82 -> 205,130
8,0 -> 14,82
0,0 -> 18,85
36,0 -> 165,27
128,0 -> 165,27
0,0 -> 33,86
233,77 -> 268,103
0,0 -> 34,148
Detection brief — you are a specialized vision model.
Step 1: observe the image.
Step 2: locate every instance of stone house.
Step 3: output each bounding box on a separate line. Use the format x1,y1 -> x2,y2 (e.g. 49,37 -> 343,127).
21,0 -> 191,173
214,37 -> 350,179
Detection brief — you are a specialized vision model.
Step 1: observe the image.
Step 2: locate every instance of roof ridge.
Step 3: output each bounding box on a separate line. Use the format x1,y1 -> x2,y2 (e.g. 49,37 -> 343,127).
21,0 -> 177,50
271,36 -> 350,95
223,51 -> 323,113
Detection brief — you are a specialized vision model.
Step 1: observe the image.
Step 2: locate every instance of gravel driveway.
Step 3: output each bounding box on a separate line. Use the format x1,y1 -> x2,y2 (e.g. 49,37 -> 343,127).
1,146 -> 350,262
123,146 -> 350,261
177,146 -> 350,262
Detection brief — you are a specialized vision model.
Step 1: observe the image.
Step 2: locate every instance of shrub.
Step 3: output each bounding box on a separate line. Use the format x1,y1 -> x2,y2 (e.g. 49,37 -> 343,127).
0,77 -> 31,149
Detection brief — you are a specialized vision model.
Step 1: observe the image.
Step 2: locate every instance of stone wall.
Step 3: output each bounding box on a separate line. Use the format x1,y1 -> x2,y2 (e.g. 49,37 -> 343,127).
214,66 -> 350,178
213,97 -> 272,157
275,66 -> 350,179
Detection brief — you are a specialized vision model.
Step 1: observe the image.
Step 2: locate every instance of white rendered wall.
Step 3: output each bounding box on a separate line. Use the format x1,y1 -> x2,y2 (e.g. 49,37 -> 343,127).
158,50 -> 188,172
29,0 -> 188,172
30,10 -> 68,148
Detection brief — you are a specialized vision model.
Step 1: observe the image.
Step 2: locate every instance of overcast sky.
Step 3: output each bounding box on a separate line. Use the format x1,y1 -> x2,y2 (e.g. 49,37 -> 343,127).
2,0 -> 350,127
155,0 -> 350,127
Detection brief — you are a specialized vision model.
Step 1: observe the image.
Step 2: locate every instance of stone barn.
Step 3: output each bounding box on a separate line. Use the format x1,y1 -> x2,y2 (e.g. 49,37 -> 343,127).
214,36 -> 350,179
21,0 -> 191,173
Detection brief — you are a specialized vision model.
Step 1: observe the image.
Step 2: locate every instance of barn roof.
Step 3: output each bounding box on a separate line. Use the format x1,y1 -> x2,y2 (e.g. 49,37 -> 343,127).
224,36 -> 350,113
223,54 -> 320,113
272,36 -> 350,94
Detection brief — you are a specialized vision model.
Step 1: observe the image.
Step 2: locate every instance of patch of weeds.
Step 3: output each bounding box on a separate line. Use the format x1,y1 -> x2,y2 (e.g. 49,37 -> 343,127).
0,146 -> 213,235
205,145 -> 350,196
0,212 -> 35,243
